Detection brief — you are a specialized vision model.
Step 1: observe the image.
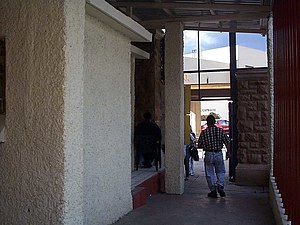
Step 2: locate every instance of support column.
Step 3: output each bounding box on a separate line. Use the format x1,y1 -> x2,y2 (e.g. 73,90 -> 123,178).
268,15 -> 274,176
164,22 -> 184,194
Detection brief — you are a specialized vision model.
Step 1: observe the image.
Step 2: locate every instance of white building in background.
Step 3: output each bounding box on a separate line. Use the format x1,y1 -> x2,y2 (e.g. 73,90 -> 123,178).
200,45 -> 267,67
184,45 -> 267,68
184,45 -> 267,124
184,57 -> 229,84
201,100 -> 230,120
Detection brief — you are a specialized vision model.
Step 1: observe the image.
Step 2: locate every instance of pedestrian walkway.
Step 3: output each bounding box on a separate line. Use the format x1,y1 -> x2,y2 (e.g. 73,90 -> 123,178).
113,159 -> 275,225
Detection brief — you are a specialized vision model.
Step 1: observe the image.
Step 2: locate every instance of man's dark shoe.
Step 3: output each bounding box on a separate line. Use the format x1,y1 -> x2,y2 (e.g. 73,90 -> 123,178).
217,186 -> 226,197
207,190 -> 218,198
218,189 -> 226,197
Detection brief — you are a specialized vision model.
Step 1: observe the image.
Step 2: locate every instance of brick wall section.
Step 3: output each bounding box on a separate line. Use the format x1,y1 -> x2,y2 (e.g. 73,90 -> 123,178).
236,68 -> 270,164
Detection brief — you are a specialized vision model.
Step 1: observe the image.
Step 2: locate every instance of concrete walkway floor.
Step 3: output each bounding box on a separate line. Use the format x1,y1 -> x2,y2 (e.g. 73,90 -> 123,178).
114,160 -> 276,225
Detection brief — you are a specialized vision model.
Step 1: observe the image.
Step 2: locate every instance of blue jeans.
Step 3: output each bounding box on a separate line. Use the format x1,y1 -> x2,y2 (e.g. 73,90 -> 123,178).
204,151 -> 225,191
189,158 -> 194,175
184,145 -> 191,178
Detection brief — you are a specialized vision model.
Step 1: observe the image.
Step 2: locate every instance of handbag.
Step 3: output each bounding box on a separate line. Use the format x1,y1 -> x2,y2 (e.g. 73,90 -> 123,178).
189,145 -> 199,161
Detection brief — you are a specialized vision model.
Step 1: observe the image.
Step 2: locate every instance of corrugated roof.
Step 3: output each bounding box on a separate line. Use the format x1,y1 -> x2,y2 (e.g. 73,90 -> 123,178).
107,0 -> 272,34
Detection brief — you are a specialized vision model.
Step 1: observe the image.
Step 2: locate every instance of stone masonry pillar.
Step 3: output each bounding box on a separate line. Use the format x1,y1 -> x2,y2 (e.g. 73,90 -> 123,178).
164,22 -> 184,194
236,68 -> 270,186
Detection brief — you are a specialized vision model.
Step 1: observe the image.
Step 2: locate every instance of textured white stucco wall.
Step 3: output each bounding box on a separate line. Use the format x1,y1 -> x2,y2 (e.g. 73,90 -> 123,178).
83,15 -> 132,225
0,1 -> 67,224
63,0 -> 85,224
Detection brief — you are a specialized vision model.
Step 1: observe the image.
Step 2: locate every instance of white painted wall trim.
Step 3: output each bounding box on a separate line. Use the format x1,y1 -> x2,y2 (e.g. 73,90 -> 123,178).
131,45 -> 150,59
86,0 -> 152,42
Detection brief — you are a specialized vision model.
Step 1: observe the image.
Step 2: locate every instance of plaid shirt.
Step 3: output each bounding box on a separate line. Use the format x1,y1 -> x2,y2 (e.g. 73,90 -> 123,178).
198,126 -> 230,151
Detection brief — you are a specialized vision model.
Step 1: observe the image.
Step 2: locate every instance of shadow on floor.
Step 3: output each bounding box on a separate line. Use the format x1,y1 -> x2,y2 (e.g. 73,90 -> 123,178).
114,159 -> 275,225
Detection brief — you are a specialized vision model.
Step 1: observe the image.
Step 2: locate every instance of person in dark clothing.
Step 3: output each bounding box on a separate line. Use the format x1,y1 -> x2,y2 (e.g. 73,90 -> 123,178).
134,112 -> 162,169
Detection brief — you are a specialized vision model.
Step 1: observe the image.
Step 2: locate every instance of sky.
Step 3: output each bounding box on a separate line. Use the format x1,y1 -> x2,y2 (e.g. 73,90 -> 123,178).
183,31 -> 267,54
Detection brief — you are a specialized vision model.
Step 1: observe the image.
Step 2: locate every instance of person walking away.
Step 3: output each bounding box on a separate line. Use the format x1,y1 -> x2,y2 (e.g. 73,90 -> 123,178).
189,127 -> 197,176
184,126 -> 197,180
134,112 -> 161,169
198,115 -> 230,198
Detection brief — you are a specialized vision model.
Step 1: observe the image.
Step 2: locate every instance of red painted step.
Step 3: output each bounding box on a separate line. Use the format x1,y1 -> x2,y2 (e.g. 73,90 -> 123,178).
132,170 -> 165,209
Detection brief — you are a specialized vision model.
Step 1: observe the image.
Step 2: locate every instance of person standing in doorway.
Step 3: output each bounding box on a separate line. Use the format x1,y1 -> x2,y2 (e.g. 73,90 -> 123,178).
134,112 -> 161,169
198,115 -> 230,198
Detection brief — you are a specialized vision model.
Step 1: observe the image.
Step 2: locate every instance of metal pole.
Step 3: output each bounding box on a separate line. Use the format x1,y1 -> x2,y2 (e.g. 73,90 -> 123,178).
229,32 -> 238,182
197,30 -> 201,101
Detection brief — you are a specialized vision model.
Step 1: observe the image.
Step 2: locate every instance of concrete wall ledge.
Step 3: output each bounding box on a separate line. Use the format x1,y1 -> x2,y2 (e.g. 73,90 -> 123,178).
86,0 -> 152,42
236,67 -> 269,80
235,163 -> 270,186
269,177 -> 291,225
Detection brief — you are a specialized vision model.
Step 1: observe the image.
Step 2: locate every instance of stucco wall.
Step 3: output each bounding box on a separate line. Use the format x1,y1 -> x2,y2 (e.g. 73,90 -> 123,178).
83,15 -> 132,224
0,1 -> 67,224
63,0 -> 85,224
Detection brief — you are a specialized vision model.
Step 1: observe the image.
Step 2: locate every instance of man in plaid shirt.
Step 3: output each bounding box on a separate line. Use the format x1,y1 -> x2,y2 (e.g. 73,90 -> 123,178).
198,115 -> 230,198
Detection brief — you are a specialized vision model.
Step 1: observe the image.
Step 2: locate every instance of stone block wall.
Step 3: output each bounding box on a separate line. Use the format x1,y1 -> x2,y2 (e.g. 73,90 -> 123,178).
237,68 -> 270,164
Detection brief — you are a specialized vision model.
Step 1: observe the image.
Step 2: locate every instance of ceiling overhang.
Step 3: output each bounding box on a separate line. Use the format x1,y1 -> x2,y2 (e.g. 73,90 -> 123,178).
86,0 -> 152,42
106,0 -> 272,35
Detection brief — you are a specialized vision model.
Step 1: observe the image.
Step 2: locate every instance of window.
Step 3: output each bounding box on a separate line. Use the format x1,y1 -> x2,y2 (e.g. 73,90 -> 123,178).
236,33 -> 267,68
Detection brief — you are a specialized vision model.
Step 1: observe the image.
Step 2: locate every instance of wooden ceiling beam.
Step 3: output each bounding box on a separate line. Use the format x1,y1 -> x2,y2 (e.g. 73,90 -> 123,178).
110,2 -> 271,12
